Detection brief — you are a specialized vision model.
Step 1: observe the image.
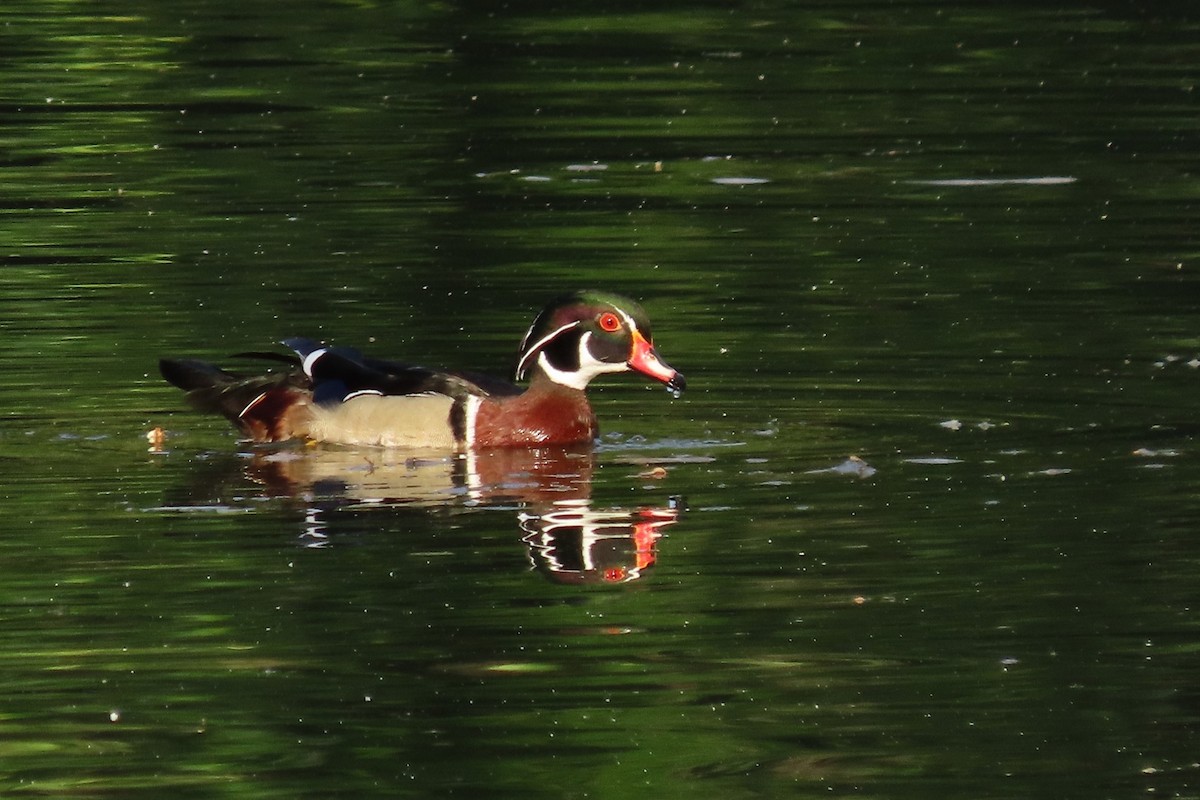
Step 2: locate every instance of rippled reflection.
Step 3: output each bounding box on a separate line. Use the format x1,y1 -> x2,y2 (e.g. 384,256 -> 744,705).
159,443 -> 681,583
245,445 -> 594,507
520,499 -> 678,584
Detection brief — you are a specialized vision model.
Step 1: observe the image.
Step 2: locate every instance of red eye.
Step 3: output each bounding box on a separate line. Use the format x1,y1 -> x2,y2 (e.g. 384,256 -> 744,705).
598,312 -> 621,332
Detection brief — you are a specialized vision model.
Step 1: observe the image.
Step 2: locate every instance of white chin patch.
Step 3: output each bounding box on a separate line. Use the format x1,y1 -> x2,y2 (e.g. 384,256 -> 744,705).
539,332 -> 628,390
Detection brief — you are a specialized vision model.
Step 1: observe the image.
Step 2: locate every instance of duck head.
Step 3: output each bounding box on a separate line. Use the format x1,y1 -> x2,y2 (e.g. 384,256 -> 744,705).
515,290 -> 686,395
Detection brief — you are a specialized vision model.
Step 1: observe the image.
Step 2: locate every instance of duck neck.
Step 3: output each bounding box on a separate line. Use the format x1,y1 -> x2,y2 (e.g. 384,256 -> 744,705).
527,366 -> 590,398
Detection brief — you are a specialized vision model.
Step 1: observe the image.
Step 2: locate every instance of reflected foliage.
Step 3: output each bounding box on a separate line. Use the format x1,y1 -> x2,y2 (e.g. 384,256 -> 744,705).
3,0 -> 1200,798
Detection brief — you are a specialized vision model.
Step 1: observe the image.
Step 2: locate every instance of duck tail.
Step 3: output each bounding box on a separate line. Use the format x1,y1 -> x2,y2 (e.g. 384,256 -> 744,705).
159,357 -> 311,442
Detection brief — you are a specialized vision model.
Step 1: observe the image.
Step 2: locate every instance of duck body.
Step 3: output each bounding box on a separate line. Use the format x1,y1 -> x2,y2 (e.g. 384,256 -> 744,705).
160,290 -> 685,449
297,370 -> 596,448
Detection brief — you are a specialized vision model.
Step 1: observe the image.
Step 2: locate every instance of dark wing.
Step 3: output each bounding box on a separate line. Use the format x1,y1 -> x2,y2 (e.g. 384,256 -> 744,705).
284,338 -> 518,405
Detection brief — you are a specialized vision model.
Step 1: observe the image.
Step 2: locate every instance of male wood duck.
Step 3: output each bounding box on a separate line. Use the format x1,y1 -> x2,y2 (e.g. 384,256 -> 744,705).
159,290 -> 685,448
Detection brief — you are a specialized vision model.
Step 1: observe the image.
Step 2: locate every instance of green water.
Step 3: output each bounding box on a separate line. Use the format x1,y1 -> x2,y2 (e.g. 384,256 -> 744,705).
3,2 -> 1199,798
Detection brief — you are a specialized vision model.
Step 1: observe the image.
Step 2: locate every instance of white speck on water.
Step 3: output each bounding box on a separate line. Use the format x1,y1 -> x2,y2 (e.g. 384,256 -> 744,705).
712,177 -> 770,186
907,176 -> 1076,186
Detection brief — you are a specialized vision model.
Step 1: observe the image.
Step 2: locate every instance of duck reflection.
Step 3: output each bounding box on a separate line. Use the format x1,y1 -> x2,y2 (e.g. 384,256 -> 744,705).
520,500 -> 678,585
163,443 -> 678,584
246,445 -> 595,507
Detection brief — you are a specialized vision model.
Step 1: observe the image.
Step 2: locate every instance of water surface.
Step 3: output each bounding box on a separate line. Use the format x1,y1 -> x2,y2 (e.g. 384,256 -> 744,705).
3,2 -> 1199,798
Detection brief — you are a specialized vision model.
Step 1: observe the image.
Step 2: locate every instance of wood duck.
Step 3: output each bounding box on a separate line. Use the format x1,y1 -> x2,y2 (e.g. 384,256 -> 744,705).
159,290 -> 686,448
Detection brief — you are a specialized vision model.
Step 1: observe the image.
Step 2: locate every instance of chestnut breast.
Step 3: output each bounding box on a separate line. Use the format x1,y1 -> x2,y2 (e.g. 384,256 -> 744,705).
472,389 -> 597,447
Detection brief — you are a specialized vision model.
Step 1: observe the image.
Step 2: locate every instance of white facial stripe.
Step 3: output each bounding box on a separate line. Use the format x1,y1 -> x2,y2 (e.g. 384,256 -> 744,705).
301,348 -> 326,377
538,331 -> 629,390
516,320 -> 581,378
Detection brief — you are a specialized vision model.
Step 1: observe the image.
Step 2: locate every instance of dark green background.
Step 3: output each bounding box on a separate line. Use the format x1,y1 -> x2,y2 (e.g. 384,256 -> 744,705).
2,2 -> 1198,797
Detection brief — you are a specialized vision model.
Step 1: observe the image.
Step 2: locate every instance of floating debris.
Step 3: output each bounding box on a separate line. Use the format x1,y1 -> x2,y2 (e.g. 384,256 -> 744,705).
146,426 -> 166,452
753,420 -> 780,437
1133,447 -> 1179,458
613,455 -> 717,466
637,466 -> 669,479
939,419 -> 1000,431
1152,354 -> 1200,369
807,455 -> 876,478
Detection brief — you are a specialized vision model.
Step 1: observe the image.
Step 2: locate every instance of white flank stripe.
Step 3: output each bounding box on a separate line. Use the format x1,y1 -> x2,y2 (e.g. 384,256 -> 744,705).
464,395 -> 482,447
